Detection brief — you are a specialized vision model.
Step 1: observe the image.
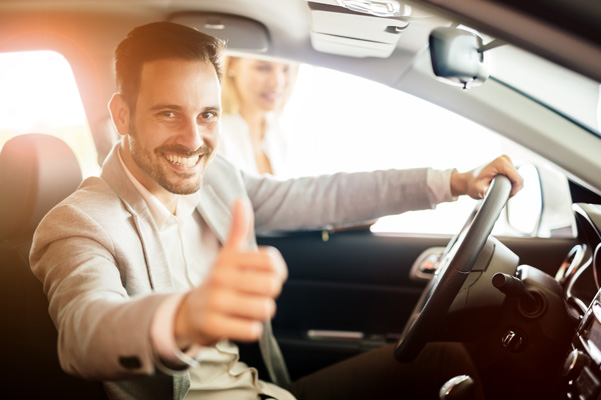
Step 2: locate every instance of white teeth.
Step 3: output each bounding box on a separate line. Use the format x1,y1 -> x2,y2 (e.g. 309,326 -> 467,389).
166,154 -> 200,167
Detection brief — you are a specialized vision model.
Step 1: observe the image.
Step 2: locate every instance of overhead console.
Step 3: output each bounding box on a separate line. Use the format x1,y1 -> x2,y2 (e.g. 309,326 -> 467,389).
305,0 -> 411,58
169,12 -> 270,52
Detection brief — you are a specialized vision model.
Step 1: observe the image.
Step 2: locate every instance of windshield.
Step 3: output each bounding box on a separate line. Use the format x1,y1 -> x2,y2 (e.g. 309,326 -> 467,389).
491,45 -> 601,137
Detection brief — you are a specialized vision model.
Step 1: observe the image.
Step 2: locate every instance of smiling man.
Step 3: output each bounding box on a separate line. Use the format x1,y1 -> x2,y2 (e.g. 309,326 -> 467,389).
111,58 -> 221,209
30,22 -> 523,400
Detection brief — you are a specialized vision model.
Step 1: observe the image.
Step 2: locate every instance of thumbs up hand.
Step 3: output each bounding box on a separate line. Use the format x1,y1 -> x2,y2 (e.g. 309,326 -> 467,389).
174,199 -> 288,348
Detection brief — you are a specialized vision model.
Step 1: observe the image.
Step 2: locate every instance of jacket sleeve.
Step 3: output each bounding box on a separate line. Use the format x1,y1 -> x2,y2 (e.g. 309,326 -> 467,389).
29,202 -> 175,381
242,168 -> 441,232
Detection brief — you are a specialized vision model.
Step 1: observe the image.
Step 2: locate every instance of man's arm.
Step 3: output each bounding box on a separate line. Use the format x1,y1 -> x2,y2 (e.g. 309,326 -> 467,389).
243,167 -> 435,232
30,202 -> 173,380
239,155 -> 522,232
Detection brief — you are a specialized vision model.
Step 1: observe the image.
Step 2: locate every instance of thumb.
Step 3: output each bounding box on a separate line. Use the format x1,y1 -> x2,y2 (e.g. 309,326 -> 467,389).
477,183 -> 489,199
224,198 -> 254,249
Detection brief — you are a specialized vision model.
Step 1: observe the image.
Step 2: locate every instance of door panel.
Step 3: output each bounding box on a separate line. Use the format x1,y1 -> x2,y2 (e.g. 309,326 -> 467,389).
256,229 -> 446,380
247,229 -> 577,380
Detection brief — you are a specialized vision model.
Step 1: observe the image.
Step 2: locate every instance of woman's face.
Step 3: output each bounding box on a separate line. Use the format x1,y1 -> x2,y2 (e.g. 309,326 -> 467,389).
229,58 -> 295,113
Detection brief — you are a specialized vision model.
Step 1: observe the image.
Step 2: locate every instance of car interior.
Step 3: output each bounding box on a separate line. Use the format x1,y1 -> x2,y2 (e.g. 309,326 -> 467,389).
1,0 -> 601,399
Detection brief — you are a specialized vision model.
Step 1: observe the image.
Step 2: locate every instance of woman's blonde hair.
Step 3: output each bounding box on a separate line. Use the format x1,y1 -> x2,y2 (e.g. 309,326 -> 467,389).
221,55 -> 299,115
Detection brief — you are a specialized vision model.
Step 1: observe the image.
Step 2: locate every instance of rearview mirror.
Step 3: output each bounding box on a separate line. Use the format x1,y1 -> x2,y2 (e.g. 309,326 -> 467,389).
429,27 -> 489,90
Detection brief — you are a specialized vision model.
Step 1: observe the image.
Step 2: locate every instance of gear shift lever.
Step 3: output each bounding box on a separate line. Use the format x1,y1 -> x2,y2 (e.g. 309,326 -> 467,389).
439,375 -> 475,400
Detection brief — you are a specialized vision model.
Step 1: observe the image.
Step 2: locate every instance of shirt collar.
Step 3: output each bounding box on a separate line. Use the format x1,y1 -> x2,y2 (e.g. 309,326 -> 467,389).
117,148 -> 201,230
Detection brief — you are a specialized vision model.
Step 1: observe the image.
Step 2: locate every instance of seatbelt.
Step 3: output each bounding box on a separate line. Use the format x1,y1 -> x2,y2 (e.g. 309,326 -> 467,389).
248,229 -> 290,387
259,320 -> 290,387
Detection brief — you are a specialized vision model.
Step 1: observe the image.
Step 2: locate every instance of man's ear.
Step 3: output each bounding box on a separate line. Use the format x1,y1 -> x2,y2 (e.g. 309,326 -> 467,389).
108,93 -> 130,136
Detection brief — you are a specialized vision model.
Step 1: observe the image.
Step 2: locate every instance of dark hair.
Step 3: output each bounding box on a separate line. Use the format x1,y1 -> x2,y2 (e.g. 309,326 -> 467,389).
115,21 -> 225,111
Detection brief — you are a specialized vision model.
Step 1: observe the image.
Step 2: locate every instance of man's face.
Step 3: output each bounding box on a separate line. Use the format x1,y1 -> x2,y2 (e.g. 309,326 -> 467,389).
124,58 -> 221,199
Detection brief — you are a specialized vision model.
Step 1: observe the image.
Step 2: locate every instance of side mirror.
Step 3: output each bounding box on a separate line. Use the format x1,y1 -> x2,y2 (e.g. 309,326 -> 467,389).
506,164 -> 543,236
429,27 -> 490,90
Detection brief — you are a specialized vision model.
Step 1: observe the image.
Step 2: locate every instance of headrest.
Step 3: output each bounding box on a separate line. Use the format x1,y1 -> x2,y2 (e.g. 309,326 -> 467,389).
0,134 -> 82,242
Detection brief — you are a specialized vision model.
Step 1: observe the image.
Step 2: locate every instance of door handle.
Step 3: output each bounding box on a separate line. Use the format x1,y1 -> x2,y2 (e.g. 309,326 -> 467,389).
307,330 -> 364,342
410,246 -> 446,281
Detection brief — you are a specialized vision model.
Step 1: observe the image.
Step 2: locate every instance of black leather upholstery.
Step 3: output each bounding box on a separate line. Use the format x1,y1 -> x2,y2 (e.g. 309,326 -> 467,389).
0,134 -> 107,398
0,133 -> 82,241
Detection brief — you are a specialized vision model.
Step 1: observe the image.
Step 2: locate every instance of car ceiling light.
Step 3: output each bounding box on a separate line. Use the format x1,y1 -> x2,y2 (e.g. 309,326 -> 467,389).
336,0 -> 409,18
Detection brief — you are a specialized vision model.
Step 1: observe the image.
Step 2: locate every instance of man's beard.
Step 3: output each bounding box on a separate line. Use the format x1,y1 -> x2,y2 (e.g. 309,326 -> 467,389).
128,122 -> 214,195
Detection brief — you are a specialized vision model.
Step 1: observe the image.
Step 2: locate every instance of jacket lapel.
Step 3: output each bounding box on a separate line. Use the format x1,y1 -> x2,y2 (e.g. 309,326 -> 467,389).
196,155 -> 258,249
195,185 -> 231,244
100,144 -> 174,292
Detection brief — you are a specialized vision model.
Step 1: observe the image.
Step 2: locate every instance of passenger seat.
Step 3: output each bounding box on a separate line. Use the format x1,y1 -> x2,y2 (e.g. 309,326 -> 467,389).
0,134 -> 107,398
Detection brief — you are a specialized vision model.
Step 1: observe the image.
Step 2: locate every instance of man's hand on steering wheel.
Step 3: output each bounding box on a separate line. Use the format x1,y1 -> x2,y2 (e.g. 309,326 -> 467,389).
450,155 -> 524,199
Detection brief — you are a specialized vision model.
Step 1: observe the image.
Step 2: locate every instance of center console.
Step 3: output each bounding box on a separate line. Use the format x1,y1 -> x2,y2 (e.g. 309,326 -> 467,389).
564,292 -> 601,399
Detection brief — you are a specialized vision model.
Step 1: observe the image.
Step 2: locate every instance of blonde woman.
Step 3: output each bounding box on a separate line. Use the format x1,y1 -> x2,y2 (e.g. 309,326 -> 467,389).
219,56 -> 298,175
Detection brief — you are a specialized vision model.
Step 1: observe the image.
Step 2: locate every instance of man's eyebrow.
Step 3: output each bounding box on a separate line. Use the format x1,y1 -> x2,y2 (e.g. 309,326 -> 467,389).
149,104 -> 183,112
149,104 -> 222,112
205,105 -> 222,112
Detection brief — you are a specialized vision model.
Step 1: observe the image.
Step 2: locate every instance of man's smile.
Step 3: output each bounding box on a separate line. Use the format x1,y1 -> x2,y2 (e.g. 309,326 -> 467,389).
164,153 -> 201,169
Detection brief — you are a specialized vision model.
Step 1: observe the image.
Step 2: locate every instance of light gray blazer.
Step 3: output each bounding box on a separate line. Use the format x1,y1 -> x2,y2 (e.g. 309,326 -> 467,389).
30,142 -> 436,399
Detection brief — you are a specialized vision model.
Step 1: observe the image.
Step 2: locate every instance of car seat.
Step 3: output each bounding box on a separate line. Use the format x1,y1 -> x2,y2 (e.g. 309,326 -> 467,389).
0,133 -> 107,398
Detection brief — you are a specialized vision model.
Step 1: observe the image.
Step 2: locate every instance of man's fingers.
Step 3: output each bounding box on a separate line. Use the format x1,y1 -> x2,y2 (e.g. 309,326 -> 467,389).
177,281 -> 278,346
477,184 -> 489,199
198,313 -> 264,343
492,155 -> 524,197
474,155 -> 524,199
213,265 -> 285,297
210,290 -> 277,321
224,198 -> 254,250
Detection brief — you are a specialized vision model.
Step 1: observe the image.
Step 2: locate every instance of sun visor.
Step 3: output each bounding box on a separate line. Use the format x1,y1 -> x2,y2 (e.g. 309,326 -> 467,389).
169,13 -> 269,52
306,1 -> 410,58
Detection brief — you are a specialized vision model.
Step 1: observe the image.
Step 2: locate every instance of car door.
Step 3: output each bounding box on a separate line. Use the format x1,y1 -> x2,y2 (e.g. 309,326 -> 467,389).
255,222 -> 576,380
237,64 -> 582,380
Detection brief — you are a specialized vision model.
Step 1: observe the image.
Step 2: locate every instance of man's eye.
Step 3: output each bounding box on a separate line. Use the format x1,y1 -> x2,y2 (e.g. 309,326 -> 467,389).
200,112 -> 217,120
156,111 -> 178,121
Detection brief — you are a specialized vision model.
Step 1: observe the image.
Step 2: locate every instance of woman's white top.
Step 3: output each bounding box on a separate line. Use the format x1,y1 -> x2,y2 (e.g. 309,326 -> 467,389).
218,112 -> 288,176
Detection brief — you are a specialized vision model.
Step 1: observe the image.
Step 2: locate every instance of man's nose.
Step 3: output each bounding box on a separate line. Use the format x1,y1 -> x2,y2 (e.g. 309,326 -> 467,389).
177,118 -> 205,150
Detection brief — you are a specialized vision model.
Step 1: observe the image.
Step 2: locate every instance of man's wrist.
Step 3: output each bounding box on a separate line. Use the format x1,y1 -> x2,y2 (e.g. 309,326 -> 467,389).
151,292 -> 202,372
450,170 -> 468,197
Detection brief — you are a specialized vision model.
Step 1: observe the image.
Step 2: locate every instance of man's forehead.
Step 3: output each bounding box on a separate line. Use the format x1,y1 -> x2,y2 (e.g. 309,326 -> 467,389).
137,58 -> 221,105
139,58 -> 217,80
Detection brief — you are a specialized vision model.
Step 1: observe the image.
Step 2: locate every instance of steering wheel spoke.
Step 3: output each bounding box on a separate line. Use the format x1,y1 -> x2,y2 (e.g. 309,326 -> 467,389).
394,175 -> 513,362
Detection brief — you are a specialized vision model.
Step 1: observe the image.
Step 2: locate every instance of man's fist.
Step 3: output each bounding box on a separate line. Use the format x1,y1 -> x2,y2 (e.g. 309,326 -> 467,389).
174,198 -> 288,347
451,155 -> 524,199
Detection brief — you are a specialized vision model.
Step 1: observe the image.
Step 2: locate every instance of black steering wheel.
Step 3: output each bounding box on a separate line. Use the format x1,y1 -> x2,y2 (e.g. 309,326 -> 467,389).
394,175 -> 513,362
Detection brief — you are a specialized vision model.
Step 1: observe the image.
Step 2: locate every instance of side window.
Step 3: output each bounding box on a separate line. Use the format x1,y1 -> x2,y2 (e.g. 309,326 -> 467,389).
0,50 -> 99,177
281,64 -> 575,237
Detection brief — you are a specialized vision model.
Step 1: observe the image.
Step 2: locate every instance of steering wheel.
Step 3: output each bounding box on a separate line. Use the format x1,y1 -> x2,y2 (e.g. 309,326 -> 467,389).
394,175 -> 513,362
